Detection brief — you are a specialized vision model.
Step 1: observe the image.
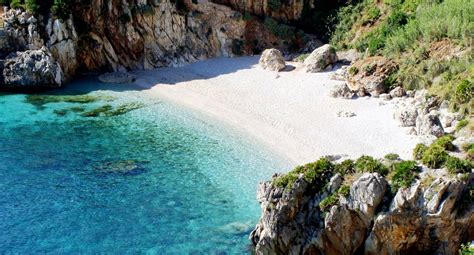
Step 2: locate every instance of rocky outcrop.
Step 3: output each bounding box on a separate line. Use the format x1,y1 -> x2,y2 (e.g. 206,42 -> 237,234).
303,44 -> 338,72
0,1 -> 308,87
250,171 -> 473,255
259,48 -> 286,71
2,47 -> 63,89
347,56 -> 397,96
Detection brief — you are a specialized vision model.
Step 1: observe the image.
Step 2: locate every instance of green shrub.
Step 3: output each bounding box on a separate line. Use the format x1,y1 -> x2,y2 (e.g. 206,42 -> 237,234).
25,0 -> 38,13
459,242 -> 474,255
338,185 -> 350,197
454,79 -> 473,104
445,156 -> 473,175
385,153 -> 400,161
391,160 -> 420,190
456,119 -> 469,131
433,135 -> 456,151
273,157 -> 335,189
335,159 -> 355,175
422,145 -> 449,169
413,143 -> 428,160
362,7 -> 381,25
348,66 -> 359,75
10,0 -> 22,9
319,193 -> 338,212
355,155 -> 389,175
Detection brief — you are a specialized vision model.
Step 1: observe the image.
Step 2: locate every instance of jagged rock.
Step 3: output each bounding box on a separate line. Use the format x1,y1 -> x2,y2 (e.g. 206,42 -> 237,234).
416,111 -> 445,137
2,47 -> 63,89
394,105 -> 418,127
390,86 -> 406,98
348,173 -> 388,222
347,56 -> 397,96
329,66 -> 348,81
251,170 -> 473,255
98,72 -> 136,84
365,177 -> 472,255
328,174 -> 342,193
259,49 -> 286,72
303,44 -> 338,73
329,83 -> 355,99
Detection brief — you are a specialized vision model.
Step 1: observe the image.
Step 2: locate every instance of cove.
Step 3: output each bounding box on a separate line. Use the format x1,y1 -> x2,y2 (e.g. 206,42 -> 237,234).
0,80 -> 289,254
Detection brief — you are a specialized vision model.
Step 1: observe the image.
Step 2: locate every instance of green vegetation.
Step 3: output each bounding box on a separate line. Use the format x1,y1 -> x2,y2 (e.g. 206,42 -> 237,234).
335,159 -> 355,175
459,242 -> 474,255
445,156 -> 473,175
413,143 -> 428,160
348,66 -> 359,76
329,0 -> 474,114
355,155 -> 389,175
421,145 -> 449,169
319,185 -> 350,212
456,119 -> 469,131
390,160 -> 419,190
25,0 -> 38,13
273,157 -> 335,190
384,153 -> 400,161
432,135 -> 456,151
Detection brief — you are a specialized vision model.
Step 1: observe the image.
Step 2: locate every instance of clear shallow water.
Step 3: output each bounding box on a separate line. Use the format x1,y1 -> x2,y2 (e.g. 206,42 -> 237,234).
0,81 -> 288,253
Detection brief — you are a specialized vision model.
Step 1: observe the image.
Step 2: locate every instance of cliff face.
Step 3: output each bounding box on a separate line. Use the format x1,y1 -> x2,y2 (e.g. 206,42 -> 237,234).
2,0 -> 311,86
250,172 -> 473,255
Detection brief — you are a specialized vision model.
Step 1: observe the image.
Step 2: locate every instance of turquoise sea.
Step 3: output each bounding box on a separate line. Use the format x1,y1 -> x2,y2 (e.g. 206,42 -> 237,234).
0,80 -> 289,254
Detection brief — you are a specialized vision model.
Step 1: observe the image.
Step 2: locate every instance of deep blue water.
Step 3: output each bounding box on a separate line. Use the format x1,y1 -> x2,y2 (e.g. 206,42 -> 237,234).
0,82 -> 287,253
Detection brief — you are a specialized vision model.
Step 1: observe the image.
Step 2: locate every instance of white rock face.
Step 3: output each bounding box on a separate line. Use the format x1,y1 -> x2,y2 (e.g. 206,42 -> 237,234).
303,44 -> 338,72
259,49 -> 286,72
2,47 -> 63,89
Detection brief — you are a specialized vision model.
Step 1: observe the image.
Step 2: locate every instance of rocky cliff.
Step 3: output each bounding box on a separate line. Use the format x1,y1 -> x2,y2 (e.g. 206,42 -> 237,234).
1,0 -> 314,88
250,158 -> 473,255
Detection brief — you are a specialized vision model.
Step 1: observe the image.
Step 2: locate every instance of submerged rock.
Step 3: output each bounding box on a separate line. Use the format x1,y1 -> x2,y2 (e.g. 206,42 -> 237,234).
259,49 -> 286,72
303,44 -> 338,72
2,47 -> 63,89
98,72 -> 136,84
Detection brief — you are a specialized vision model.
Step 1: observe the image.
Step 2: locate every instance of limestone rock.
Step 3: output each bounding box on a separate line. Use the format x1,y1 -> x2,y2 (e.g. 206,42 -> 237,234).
259,49 -> 286,72
329,83 -> 355,99
303,44 -> 338,73
2,48 -> 63,89
348,173 -> 388,222
416,111 -> 445,137
390,86 -> 406,98
337,49 -> 362,64
394,105 -> 418,127
347,56 -> 397,96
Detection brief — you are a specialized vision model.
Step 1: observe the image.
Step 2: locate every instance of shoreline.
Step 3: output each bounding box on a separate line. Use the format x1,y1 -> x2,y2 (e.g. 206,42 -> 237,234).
133,56 -> 420,166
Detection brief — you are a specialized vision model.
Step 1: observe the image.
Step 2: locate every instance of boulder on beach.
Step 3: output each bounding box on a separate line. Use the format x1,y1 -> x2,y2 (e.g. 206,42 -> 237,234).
2,47 -> 63,89
303,44 -> 338,72
98,72 -> 136,84
259,49 -> 286,72
346,56 -> 397,96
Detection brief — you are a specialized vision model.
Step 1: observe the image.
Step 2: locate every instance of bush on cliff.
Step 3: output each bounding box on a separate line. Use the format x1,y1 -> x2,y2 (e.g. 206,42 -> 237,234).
273,157 -> 335,190
390,160 -> 420,190
421,145 -> 449,169
445,156 -> 473,175
413,143 -> 428,160
355,155 -> 388,175
433,135 -> 456,151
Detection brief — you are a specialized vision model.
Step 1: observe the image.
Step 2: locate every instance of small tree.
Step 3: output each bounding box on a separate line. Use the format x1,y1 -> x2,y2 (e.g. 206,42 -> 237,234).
25,0 -> 38,13
10,0 -> 22,9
